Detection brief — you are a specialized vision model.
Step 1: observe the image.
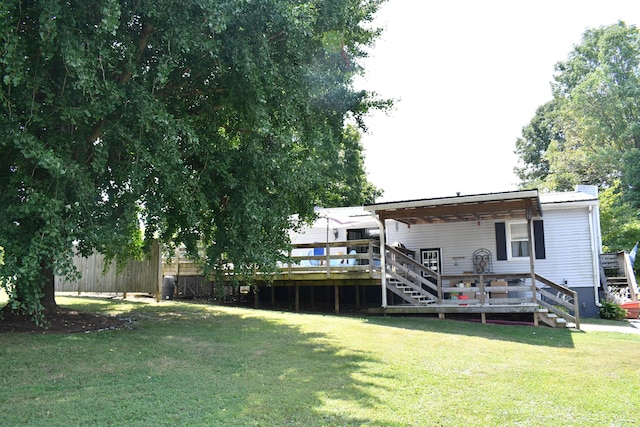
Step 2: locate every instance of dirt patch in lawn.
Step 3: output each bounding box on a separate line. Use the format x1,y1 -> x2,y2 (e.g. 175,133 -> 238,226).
0,307 -> 132,334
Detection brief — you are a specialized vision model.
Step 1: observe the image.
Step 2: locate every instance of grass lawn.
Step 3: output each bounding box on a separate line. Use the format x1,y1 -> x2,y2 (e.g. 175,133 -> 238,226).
1,295 -> 639,426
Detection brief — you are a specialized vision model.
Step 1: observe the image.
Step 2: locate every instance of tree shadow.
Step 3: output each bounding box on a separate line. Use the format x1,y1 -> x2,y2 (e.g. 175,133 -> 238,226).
1,296 -> 408,426
361,313 -> 577,349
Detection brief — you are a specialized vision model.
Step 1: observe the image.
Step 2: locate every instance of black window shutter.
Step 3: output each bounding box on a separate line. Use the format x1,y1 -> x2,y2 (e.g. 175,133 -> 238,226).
533,220 -> 546,259
495,222 -> 507,260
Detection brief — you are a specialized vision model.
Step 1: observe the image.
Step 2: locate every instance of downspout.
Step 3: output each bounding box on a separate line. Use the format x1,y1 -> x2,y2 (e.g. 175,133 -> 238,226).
588,205 -> 602,308
372,213 -> 387,307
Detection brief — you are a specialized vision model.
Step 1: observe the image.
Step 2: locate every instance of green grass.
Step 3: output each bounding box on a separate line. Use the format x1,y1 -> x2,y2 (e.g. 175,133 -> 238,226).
1,295 -> 639,426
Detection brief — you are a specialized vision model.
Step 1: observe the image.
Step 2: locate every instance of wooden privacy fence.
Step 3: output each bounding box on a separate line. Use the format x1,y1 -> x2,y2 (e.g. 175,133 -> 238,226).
55,241 -> 161,295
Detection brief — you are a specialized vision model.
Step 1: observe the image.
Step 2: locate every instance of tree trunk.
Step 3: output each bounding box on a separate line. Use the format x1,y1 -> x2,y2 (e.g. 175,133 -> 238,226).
40,262 -> 57,312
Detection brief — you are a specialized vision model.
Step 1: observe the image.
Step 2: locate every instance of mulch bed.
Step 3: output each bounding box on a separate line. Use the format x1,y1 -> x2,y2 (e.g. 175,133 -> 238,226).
0,307 -> 132,334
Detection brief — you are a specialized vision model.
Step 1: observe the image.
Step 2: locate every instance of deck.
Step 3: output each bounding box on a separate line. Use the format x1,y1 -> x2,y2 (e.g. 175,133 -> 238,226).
163,239 -> 580,328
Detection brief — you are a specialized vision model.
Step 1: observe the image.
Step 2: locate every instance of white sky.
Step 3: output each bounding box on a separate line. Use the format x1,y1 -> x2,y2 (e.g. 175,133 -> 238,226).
357,0 -> 640,202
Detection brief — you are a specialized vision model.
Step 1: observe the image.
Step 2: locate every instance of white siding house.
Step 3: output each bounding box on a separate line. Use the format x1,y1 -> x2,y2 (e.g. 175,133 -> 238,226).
294,185 -> 603,317
382,186 -> 601,316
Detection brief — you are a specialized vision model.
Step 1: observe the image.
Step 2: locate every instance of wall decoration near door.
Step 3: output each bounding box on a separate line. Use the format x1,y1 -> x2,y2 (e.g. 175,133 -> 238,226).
473,248 -> 493,274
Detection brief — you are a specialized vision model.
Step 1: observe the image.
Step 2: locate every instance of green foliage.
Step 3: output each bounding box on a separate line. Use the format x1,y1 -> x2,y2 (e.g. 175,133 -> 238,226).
515,22 -> 640,194
0,0 -> 389,320
514,100 -> 561,190
599,180 -> 640,253
598,299 -> 628,320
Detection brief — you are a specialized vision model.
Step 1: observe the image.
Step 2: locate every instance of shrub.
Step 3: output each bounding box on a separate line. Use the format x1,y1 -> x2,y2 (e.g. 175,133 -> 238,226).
599,299 -> 627,320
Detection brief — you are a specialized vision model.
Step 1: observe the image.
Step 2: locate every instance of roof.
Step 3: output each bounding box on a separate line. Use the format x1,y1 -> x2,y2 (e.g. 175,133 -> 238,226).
539,190 -> 598,205
364,190 -> 542,225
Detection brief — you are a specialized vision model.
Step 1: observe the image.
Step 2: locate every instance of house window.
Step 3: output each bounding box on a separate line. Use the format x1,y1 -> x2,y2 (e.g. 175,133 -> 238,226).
495,221 -> 545,261
509,223 -> 529,258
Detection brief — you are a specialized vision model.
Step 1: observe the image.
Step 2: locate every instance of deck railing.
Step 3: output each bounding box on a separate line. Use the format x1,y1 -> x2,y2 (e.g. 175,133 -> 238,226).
278,239 -> 382,279
163,239 -> 383,280
385,244 -> 580,327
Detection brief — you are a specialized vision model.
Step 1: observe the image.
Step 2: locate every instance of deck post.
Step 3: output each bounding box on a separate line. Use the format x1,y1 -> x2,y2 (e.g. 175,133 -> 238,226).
527,209 -> 538,318
334,285 -> 340,314
271,286 -> 275,306
372,214 -> 387,308
295,285 -> 300,312
355,284 -> 361,309
325,241 -> 331,278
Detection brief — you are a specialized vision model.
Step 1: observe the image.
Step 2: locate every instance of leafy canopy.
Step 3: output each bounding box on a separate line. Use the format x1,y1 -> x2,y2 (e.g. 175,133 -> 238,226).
0,0 -> 388,319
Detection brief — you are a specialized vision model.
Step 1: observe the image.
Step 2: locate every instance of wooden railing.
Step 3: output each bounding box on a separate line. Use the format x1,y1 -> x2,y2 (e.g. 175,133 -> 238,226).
278,239 -> 382,279
534,273 -> 580,329
600,252 -> 639,302
384,244 -> 580,327
163,239 -> 383,280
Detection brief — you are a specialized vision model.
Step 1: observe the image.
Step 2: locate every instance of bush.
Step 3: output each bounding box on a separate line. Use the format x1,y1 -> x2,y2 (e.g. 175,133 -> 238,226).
599,299 -> 627,320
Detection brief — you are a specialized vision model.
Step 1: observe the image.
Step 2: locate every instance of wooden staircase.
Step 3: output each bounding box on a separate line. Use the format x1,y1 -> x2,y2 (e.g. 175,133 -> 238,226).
382,245 -> 580,328
387,278 -> 437,305
601,252 -> 639,302
385,247 -> 438,305
538,309 -> 568,328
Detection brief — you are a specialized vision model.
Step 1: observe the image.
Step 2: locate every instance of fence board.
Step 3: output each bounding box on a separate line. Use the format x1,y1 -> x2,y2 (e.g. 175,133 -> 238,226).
55,241 -> 160,294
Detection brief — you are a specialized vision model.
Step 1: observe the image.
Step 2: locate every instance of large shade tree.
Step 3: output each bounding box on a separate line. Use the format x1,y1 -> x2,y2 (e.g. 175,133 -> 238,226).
0,0 -> 388,321
514,21 -> 640,252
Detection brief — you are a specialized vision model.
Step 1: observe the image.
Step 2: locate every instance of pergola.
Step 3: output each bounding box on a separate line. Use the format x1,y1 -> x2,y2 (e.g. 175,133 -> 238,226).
364,190 -> 543,307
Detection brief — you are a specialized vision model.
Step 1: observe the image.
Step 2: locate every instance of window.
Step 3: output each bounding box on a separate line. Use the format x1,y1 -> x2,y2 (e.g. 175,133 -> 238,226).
495,221 -> 545,261
509,223 -> 529,258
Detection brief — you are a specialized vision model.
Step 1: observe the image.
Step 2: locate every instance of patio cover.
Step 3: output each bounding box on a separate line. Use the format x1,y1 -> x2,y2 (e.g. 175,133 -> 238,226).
364,190 -> 542,225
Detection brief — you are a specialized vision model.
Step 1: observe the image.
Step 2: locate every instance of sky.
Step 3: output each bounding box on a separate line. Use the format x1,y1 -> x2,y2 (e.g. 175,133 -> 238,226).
356,0 -> 640,202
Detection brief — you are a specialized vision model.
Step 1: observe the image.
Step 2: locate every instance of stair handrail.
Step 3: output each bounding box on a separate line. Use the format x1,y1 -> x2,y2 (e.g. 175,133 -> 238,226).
534,273 -> 580,329
385,255 -> 438,294
621,251 -> 639,302
385,244 -> 440,299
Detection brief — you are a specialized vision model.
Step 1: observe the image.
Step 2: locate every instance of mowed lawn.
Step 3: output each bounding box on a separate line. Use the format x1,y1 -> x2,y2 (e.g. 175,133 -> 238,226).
1,295 -> 638,426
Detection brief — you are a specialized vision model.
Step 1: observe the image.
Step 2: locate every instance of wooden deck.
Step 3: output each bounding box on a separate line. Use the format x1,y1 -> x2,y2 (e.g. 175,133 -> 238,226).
162,239 -> 580,328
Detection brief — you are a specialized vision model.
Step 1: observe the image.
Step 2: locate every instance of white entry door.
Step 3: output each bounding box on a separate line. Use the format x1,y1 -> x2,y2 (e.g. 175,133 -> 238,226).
420,248 -> 442,274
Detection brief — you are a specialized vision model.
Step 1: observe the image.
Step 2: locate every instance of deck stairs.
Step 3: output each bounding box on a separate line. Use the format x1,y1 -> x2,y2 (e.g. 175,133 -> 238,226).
600,252 -> 639,302
538,309 -> 568,328
384,245 -> 580,328
385,247 -> 438,305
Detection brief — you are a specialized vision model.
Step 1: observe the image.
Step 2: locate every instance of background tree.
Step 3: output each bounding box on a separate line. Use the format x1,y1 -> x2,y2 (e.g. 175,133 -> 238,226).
0,0 -> 388,322
514,100 -> 562,189
514,21 -> 640,251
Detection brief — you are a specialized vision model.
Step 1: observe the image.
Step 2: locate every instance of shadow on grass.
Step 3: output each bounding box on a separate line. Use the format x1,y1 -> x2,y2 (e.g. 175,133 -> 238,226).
360,313 -> 577,349
0,296 -> 405,427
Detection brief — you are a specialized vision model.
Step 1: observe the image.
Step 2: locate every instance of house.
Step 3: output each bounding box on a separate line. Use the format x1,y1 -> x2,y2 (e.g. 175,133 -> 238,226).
285,185 -> 604,325
363,184 -> 602,319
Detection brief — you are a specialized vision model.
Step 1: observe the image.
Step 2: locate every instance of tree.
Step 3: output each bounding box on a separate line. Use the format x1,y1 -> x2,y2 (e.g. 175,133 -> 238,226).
0,0 -> 388,322
318,124 -> 382,207
514,100 -> 562,189
599,181 -> 640,253
515,22 -> 640,193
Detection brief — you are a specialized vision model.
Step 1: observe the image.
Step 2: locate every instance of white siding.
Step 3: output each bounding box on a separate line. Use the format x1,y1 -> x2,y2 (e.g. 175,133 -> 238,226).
290,199 -> 600,291
387,220 -> 497,275
386,206 -> 597,289
532,207 -> 596,289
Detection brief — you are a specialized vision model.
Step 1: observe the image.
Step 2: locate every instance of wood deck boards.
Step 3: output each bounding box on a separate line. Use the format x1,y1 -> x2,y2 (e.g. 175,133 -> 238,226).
368,303 -> 540,315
